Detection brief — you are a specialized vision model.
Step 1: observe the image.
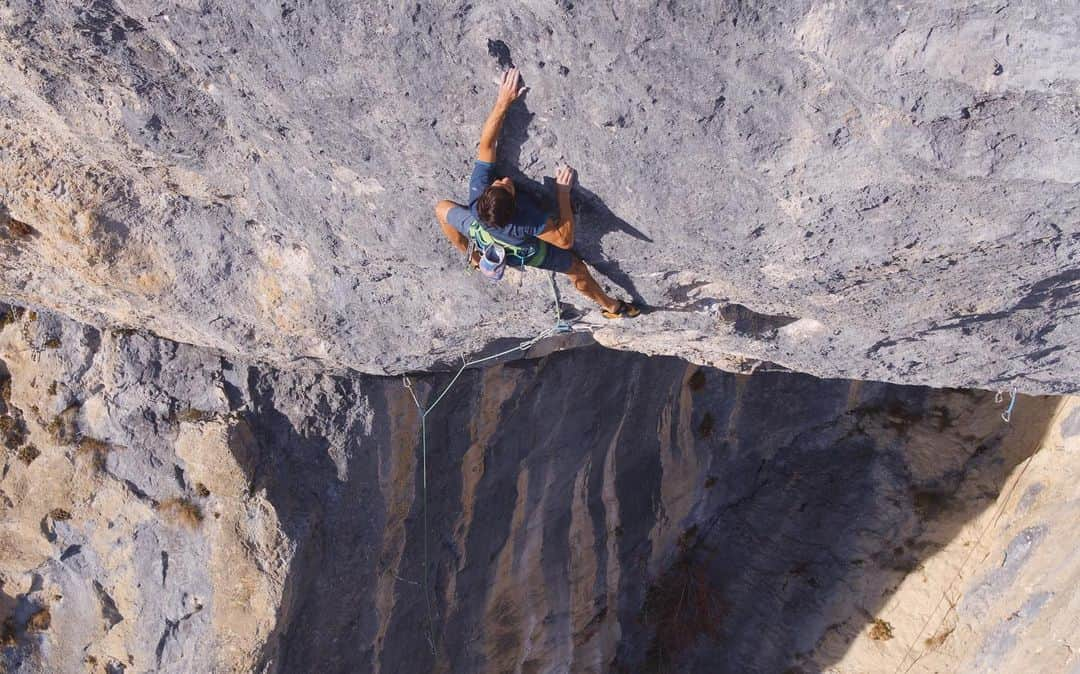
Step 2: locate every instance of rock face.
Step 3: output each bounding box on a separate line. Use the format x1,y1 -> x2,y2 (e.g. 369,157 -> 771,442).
2,305 -> 1077,673
1,2 -> 1079,672
0,2 -> 1078,392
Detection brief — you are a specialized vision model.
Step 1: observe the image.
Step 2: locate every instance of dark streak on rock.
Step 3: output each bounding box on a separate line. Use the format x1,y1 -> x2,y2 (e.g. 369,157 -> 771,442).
60,544 -> 82,561
94,580 -> 124,631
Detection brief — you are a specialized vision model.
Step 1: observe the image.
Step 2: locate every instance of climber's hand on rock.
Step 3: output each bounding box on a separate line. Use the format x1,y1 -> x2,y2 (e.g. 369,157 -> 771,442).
497,67 -> 527,106
556,165 -> 575,192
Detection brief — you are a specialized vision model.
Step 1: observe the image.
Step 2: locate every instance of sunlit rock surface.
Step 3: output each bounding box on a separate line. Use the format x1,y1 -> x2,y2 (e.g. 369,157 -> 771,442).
0,2 -> 1077,392
1,2 -> 1078,672
1,305 -> 1076,673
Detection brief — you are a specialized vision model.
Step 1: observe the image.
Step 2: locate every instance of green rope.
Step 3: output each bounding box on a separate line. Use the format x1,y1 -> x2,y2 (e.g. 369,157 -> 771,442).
402,272 -> 570,655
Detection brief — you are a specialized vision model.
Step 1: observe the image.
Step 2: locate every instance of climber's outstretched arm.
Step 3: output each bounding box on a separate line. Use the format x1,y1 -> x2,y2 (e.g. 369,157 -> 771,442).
537,166 -> 576,249
477,67 -> 527,163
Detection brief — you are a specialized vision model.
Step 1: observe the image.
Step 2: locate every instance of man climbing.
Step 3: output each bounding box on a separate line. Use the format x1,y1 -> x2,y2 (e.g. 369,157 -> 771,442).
435,67 -> 640,319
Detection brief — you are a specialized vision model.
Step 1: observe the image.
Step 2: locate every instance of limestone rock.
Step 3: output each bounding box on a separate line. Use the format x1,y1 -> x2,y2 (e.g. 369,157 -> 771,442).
1,2 -> 1079,672
0,2 -> 1076,392
1,305 -> 1077,673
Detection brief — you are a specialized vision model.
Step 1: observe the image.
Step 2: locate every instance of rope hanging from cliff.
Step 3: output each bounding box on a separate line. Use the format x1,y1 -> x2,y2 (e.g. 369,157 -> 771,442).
893,445 -> 1040,674
401,272 -> 572,655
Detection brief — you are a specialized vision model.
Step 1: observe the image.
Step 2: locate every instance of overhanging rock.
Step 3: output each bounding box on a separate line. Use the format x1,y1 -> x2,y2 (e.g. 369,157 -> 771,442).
0,2 -> 1077,392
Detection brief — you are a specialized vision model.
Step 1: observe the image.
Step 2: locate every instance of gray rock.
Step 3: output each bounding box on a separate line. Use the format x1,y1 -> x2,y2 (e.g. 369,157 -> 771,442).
961,524 -> 1050,619
2,304 -> 1076,673
0,2 -> 1076,392
970,591 -> 1054,673
2,1 -> 1080,671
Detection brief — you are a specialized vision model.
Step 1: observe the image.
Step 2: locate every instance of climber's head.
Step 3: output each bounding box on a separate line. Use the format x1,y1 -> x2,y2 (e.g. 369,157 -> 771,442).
477,178 -> 516,228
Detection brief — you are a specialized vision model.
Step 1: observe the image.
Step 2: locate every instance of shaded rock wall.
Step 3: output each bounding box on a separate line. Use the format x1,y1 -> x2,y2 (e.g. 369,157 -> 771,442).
1,305 -> 1075,673
0,1 -> 1077,392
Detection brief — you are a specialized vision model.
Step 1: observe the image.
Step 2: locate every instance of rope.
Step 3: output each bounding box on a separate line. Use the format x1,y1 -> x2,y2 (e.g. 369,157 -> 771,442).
894,387 -> 1033,671
893,448 -> 1039,673
401,272 -> 571,655
995,389 -> 1018,423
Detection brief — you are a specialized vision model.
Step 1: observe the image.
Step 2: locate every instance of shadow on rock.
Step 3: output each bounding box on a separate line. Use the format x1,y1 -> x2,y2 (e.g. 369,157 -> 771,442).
495,90 -> 653,306
232,367 -> 389,674
224,344 -> 1059,674
607,370 -> 1058,673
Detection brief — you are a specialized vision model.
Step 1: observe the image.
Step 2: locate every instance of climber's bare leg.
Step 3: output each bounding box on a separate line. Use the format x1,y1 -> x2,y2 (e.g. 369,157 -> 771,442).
564,256 -> 619,313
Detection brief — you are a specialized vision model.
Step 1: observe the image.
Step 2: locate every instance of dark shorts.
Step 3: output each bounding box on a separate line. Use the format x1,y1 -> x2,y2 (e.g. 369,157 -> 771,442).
447,205 -> 575,273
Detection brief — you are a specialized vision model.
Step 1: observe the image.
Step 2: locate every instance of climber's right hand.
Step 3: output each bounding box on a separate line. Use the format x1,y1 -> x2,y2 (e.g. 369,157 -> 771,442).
497,67 -> 528,106
556,165 -> 576,192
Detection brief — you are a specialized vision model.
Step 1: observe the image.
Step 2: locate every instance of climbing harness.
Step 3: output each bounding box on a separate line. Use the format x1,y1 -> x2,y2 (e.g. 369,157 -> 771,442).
995,389 -> 1018,423
467,219 -> 549,270
468,219 -> 534,261
401,271 -> 572,655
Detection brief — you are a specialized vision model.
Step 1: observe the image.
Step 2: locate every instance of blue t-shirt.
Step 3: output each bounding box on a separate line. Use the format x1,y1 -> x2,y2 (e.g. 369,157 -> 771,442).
467,161 -> 553,249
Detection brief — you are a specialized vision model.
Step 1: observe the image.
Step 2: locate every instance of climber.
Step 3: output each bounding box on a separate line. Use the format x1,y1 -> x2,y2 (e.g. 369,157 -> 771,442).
435,67 -> 640,319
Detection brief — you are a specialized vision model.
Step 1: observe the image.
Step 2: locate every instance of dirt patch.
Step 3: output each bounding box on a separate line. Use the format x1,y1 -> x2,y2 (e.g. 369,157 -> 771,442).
27,607 -> 51,631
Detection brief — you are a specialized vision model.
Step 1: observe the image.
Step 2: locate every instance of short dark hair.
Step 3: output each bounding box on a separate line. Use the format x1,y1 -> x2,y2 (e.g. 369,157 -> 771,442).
477,186 -> 514,228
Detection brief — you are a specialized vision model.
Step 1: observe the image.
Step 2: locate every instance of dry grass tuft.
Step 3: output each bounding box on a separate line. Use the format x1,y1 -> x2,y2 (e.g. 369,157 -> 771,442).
924,625 -> 954,649
158,498 -> 204,529
1,414 -> 27,449
641,554 -> 725,670
27,608 -> 50,632
0,618 -> 16,646
46,403 -> 80,445
176,408 -> 215,424
6,218 -> 34,238
78,437 -> 109,453
17,444 -> 39,465
869,618 -> 894,641
77,437 -> 111,472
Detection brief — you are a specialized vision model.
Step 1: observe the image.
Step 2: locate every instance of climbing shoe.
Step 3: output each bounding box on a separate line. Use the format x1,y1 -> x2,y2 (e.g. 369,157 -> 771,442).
602,300 -> 641,319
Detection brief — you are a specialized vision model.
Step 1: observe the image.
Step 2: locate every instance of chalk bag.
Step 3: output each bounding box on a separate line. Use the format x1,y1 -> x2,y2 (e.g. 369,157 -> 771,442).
479,243 -> 507,282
